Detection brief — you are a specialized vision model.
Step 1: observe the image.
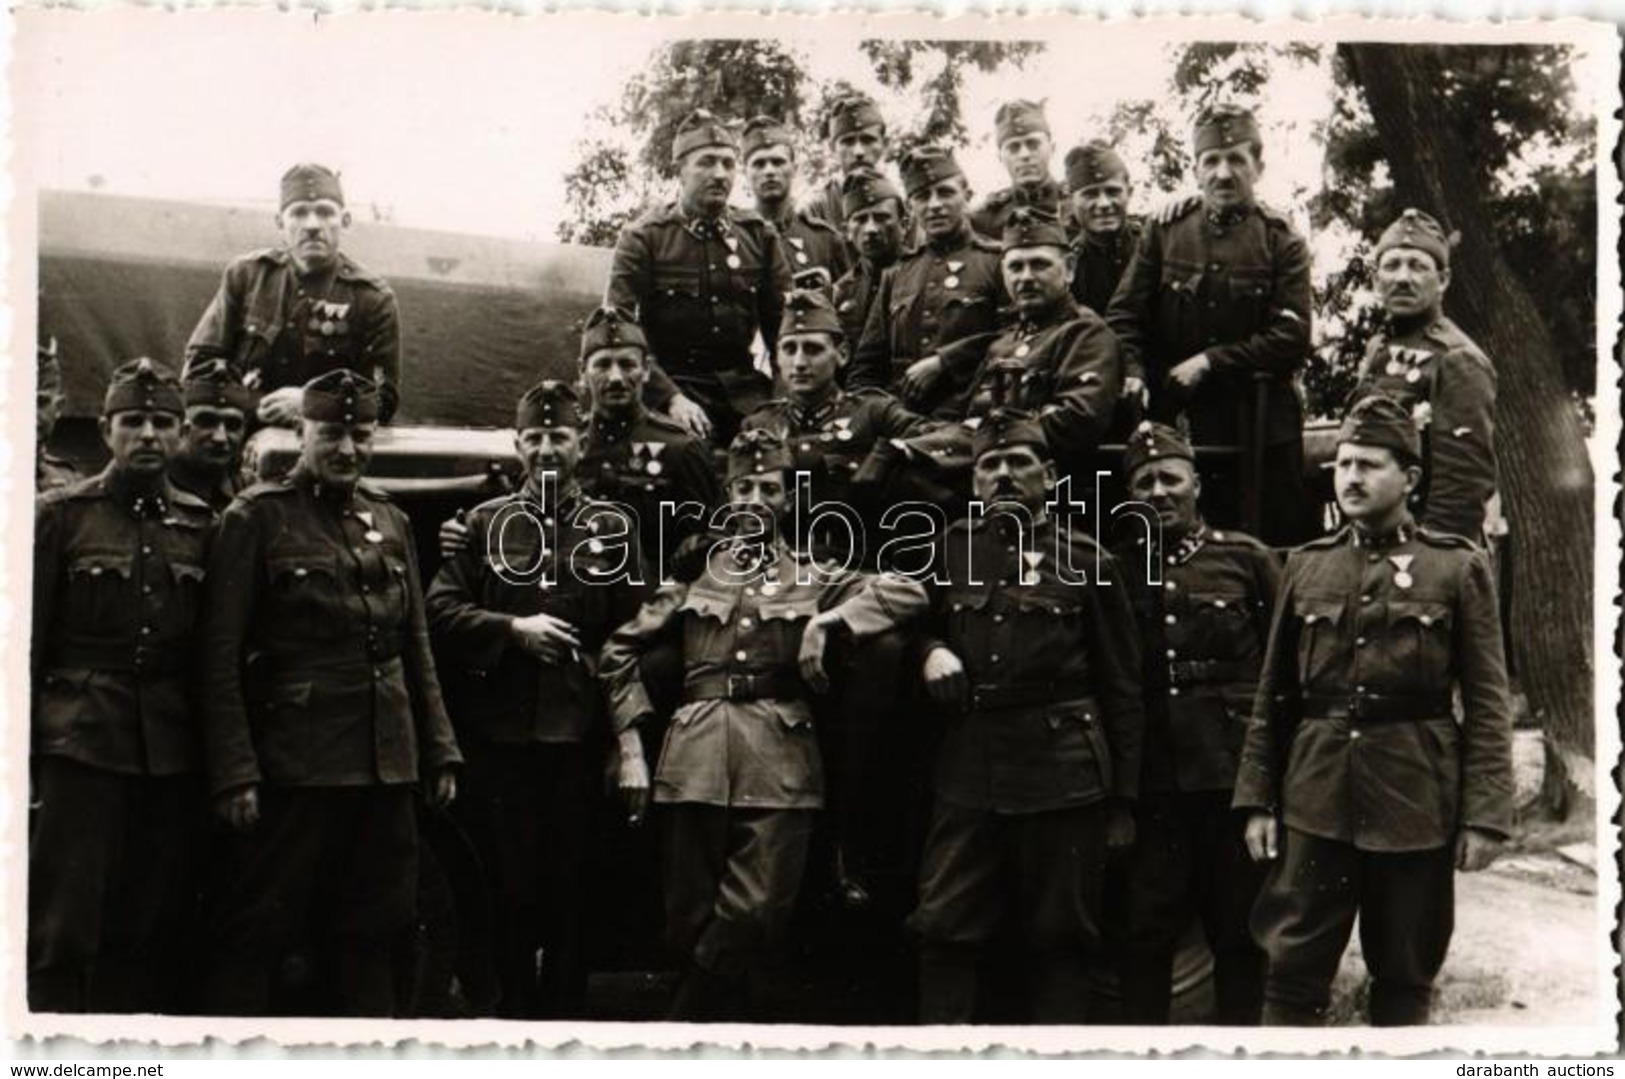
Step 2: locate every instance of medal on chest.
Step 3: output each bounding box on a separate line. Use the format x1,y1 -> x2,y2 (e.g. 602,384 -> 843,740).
944,260 -> 964,290
355,509 -> 384,545
788,236 -> 810,265
832,416 -> 854,442
1020,550 -> 1044,586
1384,345 -> 1432,384
1389,553 -> 1415,591
723,233 -> 742,270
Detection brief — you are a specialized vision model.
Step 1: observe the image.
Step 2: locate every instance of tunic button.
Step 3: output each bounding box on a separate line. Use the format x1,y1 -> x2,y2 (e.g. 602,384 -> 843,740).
1368,554 -> 1380,564
1164,614 -> 1177,625
739,618 -> 753,629
140,626 -> 151,635
734,650 -> 748,662
993,614 -> 1004,623
1355,636 -> 1366,647
361,585 -> 370,594
1355,685 -> 1367,694
1361,594 -> 1373,604
1164,581 -> 1177,592
745,587 -> 756,597
1169,687 -> 1181,697
1349,729 -> 1362,740
1165,649 -> 1177,659
800,443 -> 812,452
374,667 -> 383,678
990,653 -> 1000,663
143,585 -> 153,595
142,546 -> 152,555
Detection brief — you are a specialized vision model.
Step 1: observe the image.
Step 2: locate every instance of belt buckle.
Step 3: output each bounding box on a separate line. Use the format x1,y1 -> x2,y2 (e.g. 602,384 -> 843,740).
726,673 -> 752,700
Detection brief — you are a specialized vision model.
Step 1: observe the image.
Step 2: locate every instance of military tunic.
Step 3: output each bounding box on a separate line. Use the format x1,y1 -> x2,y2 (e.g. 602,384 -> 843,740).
36,450 -> 83,495
169,459 -> 250,516
1070,219 -> 1142,318
579,408 -> 721,571
1106,202 -> 1312,543
606,202 -> 793,440
831,259 -> 888,360
849,226 -> 1007,411
1109,523 -> 1279,1024
30,469 -> 215,1012
186,249 -> 402,423
1231,521 -> 1514,1024
199,468 -> 462,1016
969,179 -> 1067,241
425,485 -> 647,1017
1350,315 -> 1498,542
600,543 -> 927,982
767,206 -> 851,291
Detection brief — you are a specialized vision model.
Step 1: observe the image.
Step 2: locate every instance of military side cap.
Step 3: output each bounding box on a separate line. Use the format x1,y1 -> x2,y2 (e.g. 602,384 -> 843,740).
727,427 -> 793,483
181,356 -> 256,411
515,379 -> 584,431
995,99 -> 1050,145
1065,139 -> 1129,189
900,146 -> 963,198
104,356 -> 184,416
840,166 -> 902,217
280,163 -> 344,209
779,288 -> 844,340
302,369 -> 380,424
825,94 -> 884,140
1192,105 -> 1261,155
1374,207 -> 1456,270
971,408 -> 1048,461
740,115 -> 794,162
580,306 -> 649,361
672,109 -> 739,164
1001,205 -> 1070,251
38,336 -> 61,395
1122,420 -> 1195,477
1339,394 -> 1421,463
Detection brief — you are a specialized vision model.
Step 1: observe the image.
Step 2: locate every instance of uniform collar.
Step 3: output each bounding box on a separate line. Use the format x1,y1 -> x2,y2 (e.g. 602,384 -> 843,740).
290,463 -> 362,508
519,477 -> 584,517
788,389 -> 843,430
1014,299 -> 1074,337
101,464 -> 174,519
589,406 -> 644,444
1165,520 -> 1210,565
926,220 -> 973,255
677,202 -> 732,241
1350,516 -> 1416,551
1204,201 -> 1253,229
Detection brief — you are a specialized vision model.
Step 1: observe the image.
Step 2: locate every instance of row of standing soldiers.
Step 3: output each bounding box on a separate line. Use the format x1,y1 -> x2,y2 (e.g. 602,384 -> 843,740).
31,96 -> 1510,1026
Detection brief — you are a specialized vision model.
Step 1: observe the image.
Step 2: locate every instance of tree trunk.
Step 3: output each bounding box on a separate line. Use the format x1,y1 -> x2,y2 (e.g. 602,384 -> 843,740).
1342,43 -> 1596,814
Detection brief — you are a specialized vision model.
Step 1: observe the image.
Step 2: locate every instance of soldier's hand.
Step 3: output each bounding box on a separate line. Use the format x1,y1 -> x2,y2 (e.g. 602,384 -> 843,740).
667,394 -> 713,442
439,511 -> 471,560
798,613 -> 839,694
215,784 -> 261,833
1151,193 -> 1202,226
617,733 -> 652,827
922,646 -> 967,711
1106,801 -> 1137,852
428,768 -> 458,809
900,356 -> 944,405
1168,354 -> 1212,390
1455,827 -> 1504,873
1243,811 -> 1279,863
509,612 -> 582,664
1122,376 -> 1150,412
256,387 -> 303,427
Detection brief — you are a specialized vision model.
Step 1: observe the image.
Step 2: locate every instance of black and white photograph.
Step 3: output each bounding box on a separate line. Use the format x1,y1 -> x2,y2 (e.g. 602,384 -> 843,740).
3,10 -> 1618,1058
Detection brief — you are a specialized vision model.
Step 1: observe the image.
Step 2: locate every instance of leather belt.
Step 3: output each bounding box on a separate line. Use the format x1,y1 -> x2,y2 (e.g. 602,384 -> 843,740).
1167,659 -> 1249,687
48,643 -> 187,678
684,670 -> 803,703
1301,692 -> 1454,723
968,682 -> 1095,712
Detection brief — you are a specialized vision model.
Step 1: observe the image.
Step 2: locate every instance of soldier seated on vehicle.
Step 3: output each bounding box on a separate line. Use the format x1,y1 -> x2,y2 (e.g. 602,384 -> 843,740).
186,163 -> 403,428
600,429 -> 929,1022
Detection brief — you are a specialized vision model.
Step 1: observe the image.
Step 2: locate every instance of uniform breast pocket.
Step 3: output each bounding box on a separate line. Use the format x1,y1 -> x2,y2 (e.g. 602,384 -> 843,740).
1190,591 -> 1258,657
942,293 -> 996,338
65,551 -> 136,629
238,316 -> 281,368
1384,600 -> 1455,688
651,268 -> 705,304
1227,268 -> 1274,326
1046,703 -> 1111,796
165,561 -> 207,625
267,551 -> 344,633
1294,596 -> 1344,684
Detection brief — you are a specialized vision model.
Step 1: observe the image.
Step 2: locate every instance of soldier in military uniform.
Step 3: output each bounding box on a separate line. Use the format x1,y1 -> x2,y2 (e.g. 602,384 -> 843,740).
969,100 -> 1067,239
806,93 -> 890,237
1064,140 -> 1143,319
1106,106 -> 1312,545
600,429 -> 929,1021
36,335 -> 82,495
1232,396 -> 1515,1026
606,109 -> 794,445
1109,422 -> 1278,1025
1350,209 -> 1498,542
426,380 -> 648,1018
30,359 -> 215,1012
170,357 -> 254,514
830,168 -> 908,356
849,147 -> 1007,415
908,411 -> 1144,1024
199,370 -> 461,1017
187,164 -> 402,427
740,116 -> 850,293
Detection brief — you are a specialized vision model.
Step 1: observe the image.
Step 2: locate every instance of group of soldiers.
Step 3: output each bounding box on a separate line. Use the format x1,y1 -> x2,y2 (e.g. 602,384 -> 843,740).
30,93 -> 1513,1030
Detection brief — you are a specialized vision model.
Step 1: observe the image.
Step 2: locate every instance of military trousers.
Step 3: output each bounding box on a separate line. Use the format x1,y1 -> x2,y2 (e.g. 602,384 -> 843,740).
455,739 -> 594,1019
1112,790 -> 1265,1025
909,800 -> 1107,1024
205,785 -> 418,1017
1251,827 -> 1456,1026
28,756 -> 203,1014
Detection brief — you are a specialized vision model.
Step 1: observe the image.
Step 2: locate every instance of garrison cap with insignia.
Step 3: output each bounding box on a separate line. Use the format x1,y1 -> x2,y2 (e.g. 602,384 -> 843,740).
1123,420 -> 1195,478
1339,394 -> 1422,464
1374,208 -> 1457,270
825,94 -> 885,140
38,335 -> 61,396
740,115 -> 795,162
1064,139 -> 1130,190
672,109 -> 739,164
1001,205 -> 1070,252
1192,104 -> 1261,155
971,408 -> 1048,461
579,306 -> 650,361
779,288 -> 845,340
515,379 -> 585,431
900,146 -> 964,199
302,369 -> 380,425
280,162 -> 345,209
104,357 -> 184,416
841,166 -> 902,217
726,427 -> 793,483
182,355 -> 256,411
994,99 -> 1050,145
